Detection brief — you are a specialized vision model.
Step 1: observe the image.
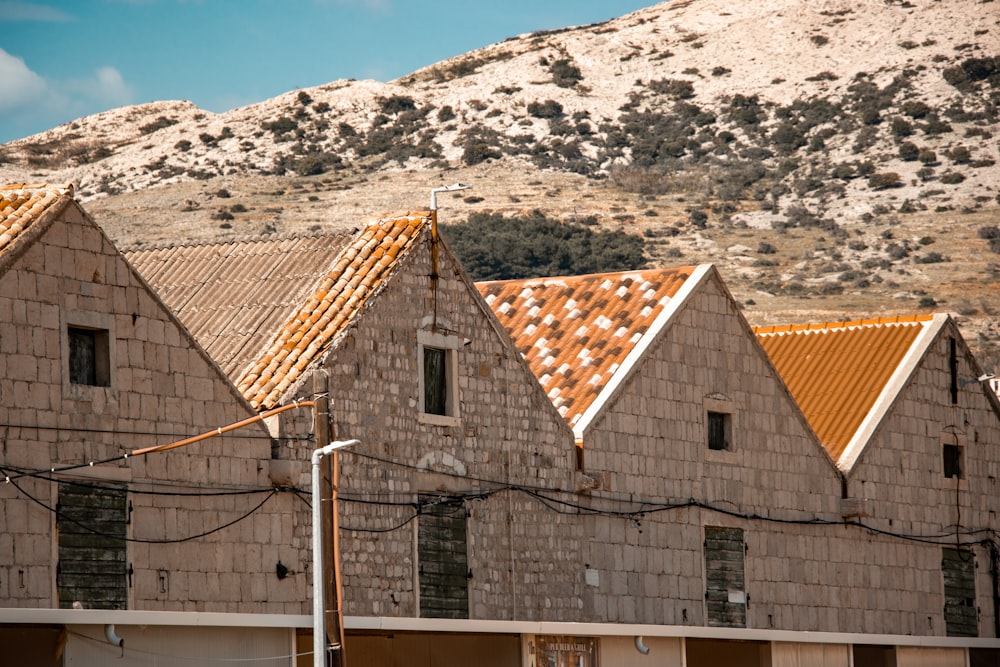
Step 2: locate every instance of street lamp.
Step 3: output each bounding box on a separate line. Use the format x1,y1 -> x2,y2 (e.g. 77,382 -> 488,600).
313,439 -> 359,667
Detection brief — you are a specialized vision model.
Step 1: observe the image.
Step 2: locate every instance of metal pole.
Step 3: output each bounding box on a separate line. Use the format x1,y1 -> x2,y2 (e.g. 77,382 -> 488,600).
312,439 -> 358,667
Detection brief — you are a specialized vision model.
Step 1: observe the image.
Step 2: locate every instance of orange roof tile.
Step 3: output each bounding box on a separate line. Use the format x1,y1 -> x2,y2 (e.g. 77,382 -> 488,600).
237,212 -> 429,409
754,315 -> 934,462
0,183 -> 74,255
478,267 -> 696,428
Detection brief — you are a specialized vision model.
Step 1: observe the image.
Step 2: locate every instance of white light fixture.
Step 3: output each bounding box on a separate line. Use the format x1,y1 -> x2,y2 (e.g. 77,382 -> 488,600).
430,183 -> 471,210
960,373 -> 996,388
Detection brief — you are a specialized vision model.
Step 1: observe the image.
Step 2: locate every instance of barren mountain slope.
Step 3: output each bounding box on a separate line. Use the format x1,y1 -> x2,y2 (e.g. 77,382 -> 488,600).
2,0 -> 999,365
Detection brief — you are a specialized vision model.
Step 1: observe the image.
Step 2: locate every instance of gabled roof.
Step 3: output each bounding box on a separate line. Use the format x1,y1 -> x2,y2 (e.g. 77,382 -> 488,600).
477,266 -> 700,430
126,233 -> 355,380
236,212 -> 429,409
755,315 -> 937,468
0,182 -> 74,257
130,211 -> 438,410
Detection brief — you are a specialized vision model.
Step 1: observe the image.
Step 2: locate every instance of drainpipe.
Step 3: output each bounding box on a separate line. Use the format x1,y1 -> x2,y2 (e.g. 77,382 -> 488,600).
312,439 -> 359,667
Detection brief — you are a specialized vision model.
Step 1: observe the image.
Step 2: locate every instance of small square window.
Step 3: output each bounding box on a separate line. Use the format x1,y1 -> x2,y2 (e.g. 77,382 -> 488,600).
68,326 -> 110,386
707,411 -> 731,451
944,443 -> 963,479
423,346 -> 448,416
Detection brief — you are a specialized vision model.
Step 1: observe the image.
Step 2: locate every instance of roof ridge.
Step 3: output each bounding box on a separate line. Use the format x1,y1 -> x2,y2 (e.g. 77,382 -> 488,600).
753,313 -> 934,336
120,228 -> 357,254
236,212 -> 430,408
1,182 -> 74,195
475,265 -> 698,287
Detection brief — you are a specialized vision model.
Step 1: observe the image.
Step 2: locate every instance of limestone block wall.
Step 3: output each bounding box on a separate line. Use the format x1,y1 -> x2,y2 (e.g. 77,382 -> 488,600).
577,272 -> 845,626
0,205 -> 309,614
274,236 -> 583,621
845,323 -> 1000,637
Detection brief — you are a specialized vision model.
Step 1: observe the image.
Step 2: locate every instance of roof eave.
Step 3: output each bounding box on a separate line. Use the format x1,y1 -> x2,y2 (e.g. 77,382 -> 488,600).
838,313 -> 949,474
573,263 -> 713,439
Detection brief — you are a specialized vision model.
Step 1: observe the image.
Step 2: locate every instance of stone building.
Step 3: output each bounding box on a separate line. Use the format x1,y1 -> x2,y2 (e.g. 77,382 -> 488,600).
127,210 -> 583,663
757,315 -> 1000,651
0,184 -> 316,664
482,268 -> 1000,667
6,180 -> 999,666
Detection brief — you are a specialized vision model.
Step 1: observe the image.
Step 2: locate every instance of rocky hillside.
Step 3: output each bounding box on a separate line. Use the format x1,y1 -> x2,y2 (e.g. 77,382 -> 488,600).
1,0 -> 1000,365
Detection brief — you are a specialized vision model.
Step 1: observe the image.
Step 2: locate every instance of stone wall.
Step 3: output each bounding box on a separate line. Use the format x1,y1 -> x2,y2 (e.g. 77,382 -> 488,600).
274,231 -> 582,621
0,203 -> 309,613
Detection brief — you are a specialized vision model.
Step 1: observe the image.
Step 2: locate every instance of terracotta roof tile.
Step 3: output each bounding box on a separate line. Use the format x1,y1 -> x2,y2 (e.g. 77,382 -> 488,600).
0,183 -> 74,254
755,315 -> 933,462
478,267 -> 696,427
236,212 -> 429,409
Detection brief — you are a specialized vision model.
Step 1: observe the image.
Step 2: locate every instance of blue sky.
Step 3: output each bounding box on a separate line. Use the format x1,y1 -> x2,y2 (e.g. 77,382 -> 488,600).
0,0 -> 656,144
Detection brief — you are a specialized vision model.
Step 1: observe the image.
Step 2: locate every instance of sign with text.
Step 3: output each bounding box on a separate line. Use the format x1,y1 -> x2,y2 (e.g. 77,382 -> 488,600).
536,635 -> 599,667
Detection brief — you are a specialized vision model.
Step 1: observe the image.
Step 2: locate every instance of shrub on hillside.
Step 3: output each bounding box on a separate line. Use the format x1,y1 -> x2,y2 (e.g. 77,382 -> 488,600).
440,211 -> 646,281
550,58 -> 583,88
948,146 -> 972,164
868,172 -> 903,190
461,127 -> 502,166
918,148 -> 937,164
528,100 -> 564,119
890,117 -> 913,138
898,142 -> 919,161
379,95 -> 416,115
140,116 -> 178,135
649,78 -> 695,100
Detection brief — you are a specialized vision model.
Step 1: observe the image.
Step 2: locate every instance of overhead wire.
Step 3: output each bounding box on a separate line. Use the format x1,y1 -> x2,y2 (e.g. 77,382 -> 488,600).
3,397 -> 997,550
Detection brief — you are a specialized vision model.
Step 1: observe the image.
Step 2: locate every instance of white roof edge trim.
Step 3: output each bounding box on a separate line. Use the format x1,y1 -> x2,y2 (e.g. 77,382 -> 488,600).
837,314 -> 948,473
573,264 -> 713,439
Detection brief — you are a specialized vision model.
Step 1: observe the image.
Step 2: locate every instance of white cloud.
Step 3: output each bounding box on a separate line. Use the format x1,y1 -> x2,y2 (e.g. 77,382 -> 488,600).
0,2 -> 73,21
0,48 -> 48,112
91,66 -> 134,106
0,51 -> 135,141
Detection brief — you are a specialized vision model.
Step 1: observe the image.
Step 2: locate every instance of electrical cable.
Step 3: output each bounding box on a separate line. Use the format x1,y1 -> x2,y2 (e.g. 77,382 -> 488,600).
5,400 -> 997,550
2,468 -> 280,544
1,400 -> 315,484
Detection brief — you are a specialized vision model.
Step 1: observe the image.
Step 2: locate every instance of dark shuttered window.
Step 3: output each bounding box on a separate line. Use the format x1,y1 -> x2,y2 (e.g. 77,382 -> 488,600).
418,495 -> 469,618
942,547 -> 977,637
704,526 -> 746,627
57,482 -> 128,609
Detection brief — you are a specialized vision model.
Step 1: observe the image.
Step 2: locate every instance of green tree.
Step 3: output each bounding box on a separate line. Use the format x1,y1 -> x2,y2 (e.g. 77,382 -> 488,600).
441,211 -> 646,281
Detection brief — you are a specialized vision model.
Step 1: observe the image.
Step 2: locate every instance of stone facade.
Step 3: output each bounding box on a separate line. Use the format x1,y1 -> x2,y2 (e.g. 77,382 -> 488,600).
841,319 -> 1000,636
0,199 -> 311,614
271,229 -> 582,621
575,269 -> 844,627
13,190 -> 999,656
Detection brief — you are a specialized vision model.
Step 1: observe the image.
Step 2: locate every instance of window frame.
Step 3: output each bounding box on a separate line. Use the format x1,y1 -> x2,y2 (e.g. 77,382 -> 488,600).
417,330 -> 461,427
707,411 -> 732,451
704,396 -> 736,454
62,310 -> 116,393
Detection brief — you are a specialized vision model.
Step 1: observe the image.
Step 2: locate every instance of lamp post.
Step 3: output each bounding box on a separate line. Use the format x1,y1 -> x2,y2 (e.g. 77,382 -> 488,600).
312,438 -> 358,667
